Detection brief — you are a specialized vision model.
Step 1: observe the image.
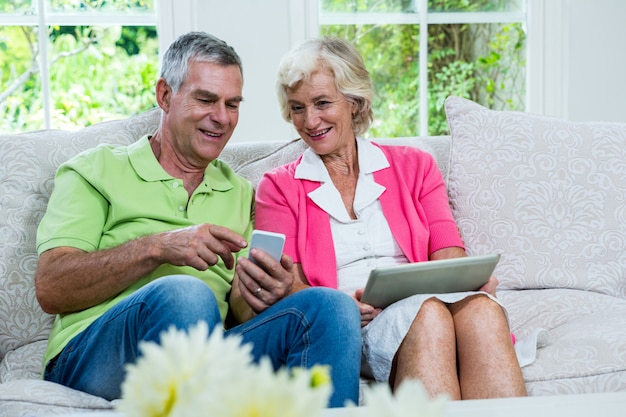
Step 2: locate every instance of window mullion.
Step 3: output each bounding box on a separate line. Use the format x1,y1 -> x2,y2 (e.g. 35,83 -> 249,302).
0,15 -> 38,25
419,0 -> 428,136
319,12 -> 419,25
319,12 -> 525,26
37,0 -> 51,129
45,13 -> 156,26
427,12 -> 526,24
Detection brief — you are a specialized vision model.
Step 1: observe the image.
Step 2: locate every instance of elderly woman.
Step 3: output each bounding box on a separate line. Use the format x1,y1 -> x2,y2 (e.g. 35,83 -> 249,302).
253,37 -> 527,399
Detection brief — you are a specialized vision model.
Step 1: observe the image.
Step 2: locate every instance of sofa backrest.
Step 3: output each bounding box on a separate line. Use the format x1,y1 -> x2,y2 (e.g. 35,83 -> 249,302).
227,136 -> 452,189
0,108 -> 452,360
0,109 -> 161,360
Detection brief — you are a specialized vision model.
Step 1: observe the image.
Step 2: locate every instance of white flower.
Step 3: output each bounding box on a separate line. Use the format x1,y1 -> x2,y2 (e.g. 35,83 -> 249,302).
350,379 -> 448,417
209,359 -> 331,417
117,321 -> 331,417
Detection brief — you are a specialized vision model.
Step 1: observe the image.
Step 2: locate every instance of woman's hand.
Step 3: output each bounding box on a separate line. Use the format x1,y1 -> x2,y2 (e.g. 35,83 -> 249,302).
479,275 -> 499,297
355,288 -> 382,327
429,246 -> 498,296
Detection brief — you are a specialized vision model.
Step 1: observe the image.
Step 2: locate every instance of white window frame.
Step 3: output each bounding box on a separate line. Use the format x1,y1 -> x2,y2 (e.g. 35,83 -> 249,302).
0,0 -> 157,130
2,0 -> 572,136
525,0 -> 566,119
318,0 -> 528,136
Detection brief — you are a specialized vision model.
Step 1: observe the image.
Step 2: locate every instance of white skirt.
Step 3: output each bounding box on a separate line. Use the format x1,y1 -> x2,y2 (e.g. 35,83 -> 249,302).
360,291 -> 546,382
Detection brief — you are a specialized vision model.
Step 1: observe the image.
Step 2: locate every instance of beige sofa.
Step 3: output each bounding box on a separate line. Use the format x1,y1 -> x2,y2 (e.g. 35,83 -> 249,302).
2,96 -> 626,416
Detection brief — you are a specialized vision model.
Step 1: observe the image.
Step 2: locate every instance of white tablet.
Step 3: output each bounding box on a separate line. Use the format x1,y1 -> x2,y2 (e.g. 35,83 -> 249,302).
360,254 -> 501,309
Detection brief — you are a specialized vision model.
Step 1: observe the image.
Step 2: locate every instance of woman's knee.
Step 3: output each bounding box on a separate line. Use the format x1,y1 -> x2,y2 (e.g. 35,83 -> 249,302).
459,294 -> 505,318
417,297 -> 453,324
452,294 -> 509,334
409,298 -> 455,341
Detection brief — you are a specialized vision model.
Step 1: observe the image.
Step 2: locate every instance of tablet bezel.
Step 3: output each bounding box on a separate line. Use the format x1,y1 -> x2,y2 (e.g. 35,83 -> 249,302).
360,254 -> 501,309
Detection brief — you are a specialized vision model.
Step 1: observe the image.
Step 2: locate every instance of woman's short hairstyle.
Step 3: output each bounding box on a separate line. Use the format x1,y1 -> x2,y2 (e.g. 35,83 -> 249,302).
276,37 -> 373,136
160,31 -> 243,93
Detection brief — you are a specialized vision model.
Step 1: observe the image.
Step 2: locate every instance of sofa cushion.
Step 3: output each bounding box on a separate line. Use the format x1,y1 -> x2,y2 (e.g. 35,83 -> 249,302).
0,379 -> 114,416
374,136 -> 453,185
0,341 -> 46,382
445,96 -> 626,298
223,139 -> 309,187
0,108 -> 162,361
499,288 -> 626,394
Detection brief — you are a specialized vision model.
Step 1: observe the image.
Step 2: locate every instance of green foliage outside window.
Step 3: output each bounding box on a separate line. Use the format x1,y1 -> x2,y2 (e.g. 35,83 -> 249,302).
0,0 -> 157,132
323,23 -> 420,138
321,0 -> 526,136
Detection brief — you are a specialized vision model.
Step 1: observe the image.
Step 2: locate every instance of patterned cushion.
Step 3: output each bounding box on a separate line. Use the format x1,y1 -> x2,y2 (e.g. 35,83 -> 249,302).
0,379 -> 114,416
499,289 -> 626,395
0,108 -> 162,361
224,139 -> 309,187
445,96 -> 626,299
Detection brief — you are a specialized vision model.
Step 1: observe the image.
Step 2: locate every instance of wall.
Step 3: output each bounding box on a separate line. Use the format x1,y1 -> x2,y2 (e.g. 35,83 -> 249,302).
566,0 -> 626,123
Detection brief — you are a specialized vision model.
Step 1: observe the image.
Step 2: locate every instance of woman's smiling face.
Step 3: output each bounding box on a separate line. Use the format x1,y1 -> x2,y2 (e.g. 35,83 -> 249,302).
286,69 -> 356,156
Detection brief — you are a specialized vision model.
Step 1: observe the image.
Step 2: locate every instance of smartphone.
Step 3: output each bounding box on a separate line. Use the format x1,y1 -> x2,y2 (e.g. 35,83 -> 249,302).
248,230 -> 286,265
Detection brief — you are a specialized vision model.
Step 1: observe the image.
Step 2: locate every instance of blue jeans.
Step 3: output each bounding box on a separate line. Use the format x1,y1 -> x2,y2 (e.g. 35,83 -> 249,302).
44,275 -> 361,408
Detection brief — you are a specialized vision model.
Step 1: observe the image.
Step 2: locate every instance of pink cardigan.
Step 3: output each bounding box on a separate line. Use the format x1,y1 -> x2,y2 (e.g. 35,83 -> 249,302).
255,142 -> 465,288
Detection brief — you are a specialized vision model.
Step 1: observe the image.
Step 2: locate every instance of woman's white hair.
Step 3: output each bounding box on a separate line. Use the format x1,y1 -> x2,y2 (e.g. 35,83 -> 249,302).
276,37 -> 373,136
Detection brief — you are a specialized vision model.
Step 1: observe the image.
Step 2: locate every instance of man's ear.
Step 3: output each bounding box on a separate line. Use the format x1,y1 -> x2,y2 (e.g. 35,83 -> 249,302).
155,78 -> 171,111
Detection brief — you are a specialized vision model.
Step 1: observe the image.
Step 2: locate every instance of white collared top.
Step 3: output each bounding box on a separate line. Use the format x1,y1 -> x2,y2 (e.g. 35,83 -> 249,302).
294,138 -> 409,296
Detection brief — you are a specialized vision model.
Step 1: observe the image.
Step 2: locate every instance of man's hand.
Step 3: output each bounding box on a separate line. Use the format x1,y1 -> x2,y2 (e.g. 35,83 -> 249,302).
35,223 -> 247,315
158,224 -> 247,270
229,258 -> 311,324
235,250 -> 303,313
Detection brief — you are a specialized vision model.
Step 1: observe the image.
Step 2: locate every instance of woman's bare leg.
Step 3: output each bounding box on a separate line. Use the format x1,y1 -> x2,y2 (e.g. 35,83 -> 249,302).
449,295 -> 527,399
392,298 -> 461,400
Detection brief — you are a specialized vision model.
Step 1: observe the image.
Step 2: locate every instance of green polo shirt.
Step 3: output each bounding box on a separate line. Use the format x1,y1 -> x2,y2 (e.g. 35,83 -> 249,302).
36,135 -> 254,366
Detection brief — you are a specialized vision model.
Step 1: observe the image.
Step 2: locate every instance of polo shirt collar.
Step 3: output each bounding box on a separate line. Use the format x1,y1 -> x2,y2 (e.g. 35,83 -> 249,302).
128,135 -> 233,192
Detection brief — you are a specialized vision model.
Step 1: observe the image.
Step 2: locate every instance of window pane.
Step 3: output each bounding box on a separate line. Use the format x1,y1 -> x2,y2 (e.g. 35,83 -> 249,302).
0,23 -> 157,133
0,0 -> 33,14
428,0 -> 525,13
320,0 -> 415,13
1,0 -> 157,132
48,0 -> 154,13
321,23 -> 420,138
0,25 -> 45,132
48,25 -> 158,129
428,22 -> 526,135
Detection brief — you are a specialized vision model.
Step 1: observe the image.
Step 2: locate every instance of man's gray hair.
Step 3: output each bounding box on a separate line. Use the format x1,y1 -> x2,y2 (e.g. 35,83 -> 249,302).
160,31 -> 243,92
